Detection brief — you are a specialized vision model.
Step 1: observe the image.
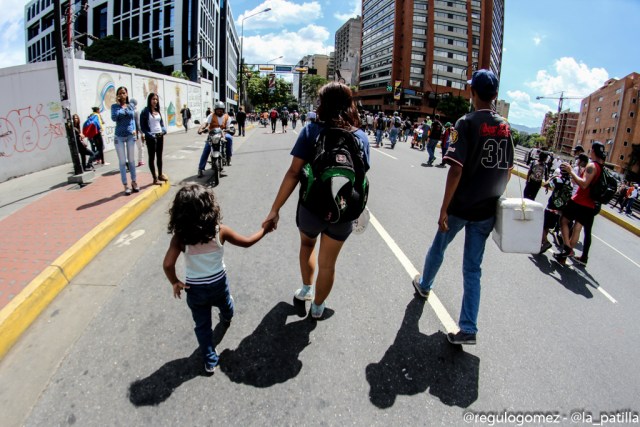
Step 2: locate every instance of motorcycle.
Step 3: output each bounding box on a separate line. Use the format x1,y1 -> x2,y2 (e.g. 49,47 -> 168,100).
260,118 -> 268,127
203,128 -> 227,186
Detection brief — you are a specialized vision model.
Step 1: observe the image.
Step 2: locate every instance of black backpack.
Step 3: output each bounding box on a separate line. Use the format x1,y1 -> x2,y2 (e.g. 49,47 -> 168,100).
299,128 -> 369,223
394,117 -> 402,127
590,163 -> 617,204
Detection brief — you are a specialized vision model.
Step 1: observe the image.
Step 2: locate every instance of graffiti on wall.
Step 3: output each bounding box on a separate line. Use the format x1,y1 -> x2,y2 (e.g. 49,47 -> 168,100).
0,103 -> 65,157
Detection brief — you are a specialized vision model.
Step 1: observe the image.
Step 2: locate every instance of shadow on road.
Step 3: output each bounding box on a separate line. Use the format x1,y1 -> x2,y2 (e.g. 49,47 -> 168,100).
528,254 -> 595,298
365,298 -> 479,409
127,322 -> 229,407
218,300 -> 318,388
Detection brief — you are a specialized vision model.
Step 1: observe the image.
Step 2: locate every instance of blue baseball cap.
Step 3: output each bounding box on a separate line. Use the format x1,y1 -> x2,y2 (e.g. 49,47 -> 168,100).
468,69 -> 499,99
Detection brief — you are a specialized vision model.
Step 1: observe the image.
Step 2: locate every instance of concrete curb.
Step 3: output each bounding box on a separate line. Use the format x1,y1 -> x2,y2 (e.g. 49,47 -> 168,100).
0,181 -> 170,360
512,169 -> 640,237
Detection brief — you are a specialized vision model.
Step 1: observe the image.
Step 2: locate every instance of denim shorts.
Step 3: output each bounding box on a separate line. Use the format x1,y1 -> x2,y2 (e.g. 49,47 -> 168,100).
296,203 -> 353,242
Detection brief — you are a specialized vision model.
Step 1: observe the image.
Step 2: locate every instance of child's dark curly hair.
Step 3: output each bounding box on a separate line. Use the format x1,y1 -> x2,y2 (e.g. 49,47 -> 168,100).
167,183 -> 222,245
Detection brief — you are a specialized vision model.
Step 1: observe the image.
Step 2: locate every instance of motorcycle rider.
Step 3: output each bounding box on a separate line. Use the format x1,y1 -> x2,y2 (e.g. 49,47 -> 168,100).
197,101 -> 233,177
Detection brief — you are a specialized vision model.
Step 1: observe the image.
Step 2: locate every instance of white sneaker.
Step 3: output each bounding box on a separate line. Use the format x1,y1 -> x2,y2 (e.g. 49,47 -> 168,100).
294,285 -> 313,301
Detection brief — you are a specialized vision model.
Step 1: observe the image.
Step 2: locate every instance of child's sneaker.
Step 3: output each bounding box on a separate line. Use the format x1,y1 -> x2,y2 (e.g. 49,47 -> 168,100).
294,285 -> 313,301
311,301 -> 325,319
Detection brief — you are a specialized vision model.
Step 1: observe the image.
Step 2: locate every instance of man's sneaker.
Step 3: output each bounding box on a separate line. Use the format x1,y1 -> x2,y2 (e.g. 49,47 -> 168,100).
311,301 -> 325,319
294,285 -> 313,301
447,331 -> 476,345
412,274 -> 430,299
197,169 -> 204,178
204,363 -> 217,373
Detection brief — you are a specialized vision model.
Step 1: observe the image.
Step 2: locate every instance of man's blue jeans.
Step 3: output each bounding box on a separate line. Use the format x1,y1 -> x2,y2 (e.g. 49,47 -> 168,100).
185,275 -> 234,368
418,214 -> 495,334
389,127 -> 399,146
198,134 -> 233,171
113,135 -> 136,185
375,129 -> 383,145
426,138 -> 439,164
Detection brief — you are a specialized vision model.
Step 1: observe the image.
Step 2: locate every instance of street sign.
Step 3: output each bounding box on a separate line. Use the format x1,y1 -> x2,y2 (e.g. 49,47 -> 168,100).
275,65 -> 293,73
259,65 -> 275,71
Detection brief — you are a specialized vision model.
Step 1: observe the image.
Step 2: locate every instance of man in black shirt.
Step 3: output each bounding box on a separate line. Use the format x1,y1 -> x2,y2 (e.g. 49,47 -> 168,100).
236,107 -> 247,136
412,69 -> 513,345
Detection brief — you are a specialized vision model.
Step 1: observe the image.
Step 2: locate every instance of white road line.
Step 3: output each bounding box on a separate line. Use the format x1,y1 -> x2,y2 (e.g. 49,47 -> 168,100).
571,267 -> 618,304
372,148 -> 397,160
368,212 -> 459,333
592,233 -> 640,269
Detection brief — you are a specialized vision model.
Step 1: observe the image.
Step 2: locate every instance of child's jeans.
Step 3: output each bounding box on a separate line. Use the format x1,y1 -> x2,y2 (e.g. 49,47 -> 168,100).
185,274 -> 234,368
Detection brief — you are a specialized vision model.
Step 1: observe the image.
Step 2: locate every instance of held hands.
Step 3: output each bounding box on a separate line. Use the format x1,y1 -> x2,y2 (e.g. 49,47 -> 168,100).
172,281 -> 189,299
262,210 -> 279,232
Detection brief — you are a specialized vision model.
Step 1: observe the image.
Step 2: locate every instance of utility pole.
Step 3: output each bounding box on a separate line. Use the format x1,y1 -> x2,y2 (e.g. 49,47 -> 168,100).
54,0 -> 93,183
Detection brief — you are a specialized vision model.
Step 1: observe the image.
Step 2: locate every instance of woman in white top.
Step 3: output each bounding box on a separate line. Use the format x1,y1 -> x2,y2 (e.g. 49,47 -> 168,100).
140,93 -> 167,184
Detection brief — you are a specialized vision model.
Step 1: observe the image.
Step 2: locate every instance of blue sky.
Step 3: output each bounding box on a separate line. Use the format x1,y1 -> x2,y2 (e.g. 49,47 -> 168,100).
2,0 -> 639,128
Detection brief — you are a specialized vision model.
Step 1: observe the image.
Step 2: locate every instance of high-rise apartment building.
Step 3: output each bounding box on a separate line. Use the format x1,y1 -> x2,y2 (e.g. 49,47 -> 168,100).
293,54 -> 330,109
334,16 -> 362,86
495,99 -> 509,118
541,111 -> 579,153
574,73 -> 640,177
24,0 -> 238,105
357,0 -> 504,119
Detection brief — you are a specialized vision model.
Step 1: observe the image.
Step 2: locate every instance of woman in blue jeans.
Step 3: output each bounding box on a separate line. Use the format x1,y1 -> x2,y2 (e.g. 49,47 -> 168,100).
111,86 -> 138,195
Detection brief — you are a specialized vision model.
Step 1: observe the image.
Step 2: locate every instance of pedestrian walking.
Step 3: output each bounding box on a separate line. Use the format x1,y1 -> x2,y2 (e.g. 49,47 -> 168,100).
523,151 -> 549,200
180,104 -> 192,133
140,93 -> 167,185
88,107 -> 107,165
412,69 -> 514,345
425,114 -> 443,166
262,82 -> 371,319
281,107 -> 289,133
236,107 -> 247,136
269,108 -> 278,133
110,86 -> 139,195
163,183 -> 272,373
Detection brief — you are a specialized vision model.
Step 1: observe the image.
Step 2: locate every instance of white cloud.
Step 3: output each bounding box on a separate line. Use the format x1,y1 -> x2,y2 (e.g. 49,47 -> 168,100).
334,0 -> 361,21
243,25 -> 333,66
533,36 -> 542,46
506,57 -> 609,127
237,0 -> 323,31
0,0 -> 28,68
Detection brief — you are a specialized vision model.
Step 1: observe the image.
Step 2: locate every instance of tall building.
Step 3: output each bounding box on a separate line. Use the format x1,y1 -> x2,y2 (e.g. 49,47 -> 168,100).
334,16 -> 362,86
219,0 -> 240,110
24,0 -> 238,102
541,111 -> 579,152
574,72 -> 640,177
495,99 -> 509,118
357,0 -> 504,119
327,51 -> 336,82
293,54 -> 330,109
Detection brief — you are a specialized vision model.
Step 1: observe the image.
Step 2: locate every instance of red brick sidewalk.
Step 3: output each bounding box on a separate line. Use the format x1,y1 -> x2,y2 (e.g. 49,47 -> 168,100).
0,172 -> 155,310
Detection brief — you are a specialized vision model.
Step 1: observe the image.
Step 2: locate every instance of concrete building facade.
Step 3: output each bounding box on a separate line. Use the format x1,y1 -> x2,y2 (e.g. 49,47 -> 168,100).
574,72 -> 640,177
357,0 -> 504,120
334,16 -> 362,86
293,54 -> 330,110
24,0 -> 238,106
495,99 -> 509,118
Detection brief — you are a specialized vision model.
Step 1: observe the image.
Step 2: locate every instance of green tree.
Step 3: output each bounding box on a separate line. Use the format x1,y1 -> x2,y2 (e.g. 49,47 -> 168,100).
85,36 -> 170,75
171,70 -> 189,80
436,95 -> 470,123
302,75 -> 328,103
246,74 -> 297,112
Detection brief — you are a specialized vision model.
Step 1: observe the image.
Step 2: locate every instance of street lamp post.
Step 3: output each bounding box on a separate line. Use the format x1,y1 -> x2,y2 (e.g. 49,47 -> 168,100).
239,8 -> 271,109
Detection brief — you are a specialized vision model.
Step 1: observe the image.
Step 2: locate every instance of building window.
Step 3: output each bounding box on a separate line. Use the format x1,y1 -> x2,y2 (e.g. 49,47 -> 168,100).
598,96 -> 603,101
414,15 -> 426,23
612,112 -> 618,118
627,127 -> 632,133
410,79 -> 423,87
633,98 -> 637,104
413,28 -> 426,35
615,88 -> 622,94
624,141 -> 628,146
631,111 -> 635,118
620,155 -> 625,161
412,40 -> 425,48
414,3 -> 427,10
410,66 -> 424,75
411,53 -> 425,61
596,107 -> 601,112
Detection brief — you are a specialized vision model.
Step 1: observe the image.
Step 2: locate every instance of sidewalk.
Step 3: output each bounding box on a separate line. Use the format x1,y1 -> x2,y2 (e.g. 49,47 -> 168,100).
0,150 -> 169,359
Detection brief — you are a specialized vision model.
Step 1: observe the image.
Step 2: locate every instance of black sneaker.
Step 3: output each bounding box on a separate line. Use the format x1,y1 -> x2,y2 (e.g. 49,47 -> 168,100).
447,331 -> 476,345
197,169 -> 204,178
412,274 -> 430,299
539,241 -> 552,254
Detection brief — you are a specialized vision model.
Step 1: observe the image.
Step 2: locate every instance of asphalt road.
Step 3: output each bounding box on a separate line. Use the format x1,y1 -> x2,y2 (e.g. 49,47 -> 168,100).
2,125 -> 639,426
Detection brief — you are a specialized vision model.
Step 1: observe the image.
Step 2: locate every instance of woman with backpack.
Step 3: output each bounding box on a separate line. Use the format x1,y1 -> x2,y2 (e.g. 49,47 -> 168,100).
262,82 -> 371,319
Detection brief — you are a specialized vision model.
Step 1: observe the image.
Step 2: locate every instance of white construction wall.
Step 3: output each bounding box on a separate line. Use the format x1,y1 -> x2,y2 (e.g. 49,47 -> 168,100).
0,58 -> 213,182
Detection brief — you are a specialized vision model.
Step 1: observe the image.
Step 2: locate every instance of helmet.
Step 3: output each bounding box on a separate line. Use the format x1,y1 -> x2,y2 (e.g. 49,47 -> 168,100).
214,101 -> 225,110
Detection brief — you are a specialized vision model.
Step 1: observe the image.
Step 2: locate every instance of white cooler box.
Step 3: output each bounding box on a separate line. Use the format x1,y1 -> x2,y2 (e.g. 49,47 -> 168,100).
492,197 -> 544,253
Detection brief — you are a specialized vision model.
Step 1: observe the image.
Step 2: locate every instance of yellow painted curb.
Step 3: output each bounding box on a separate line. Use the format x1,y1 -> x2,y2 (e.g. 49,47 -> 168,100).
0,181 -> 170,360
